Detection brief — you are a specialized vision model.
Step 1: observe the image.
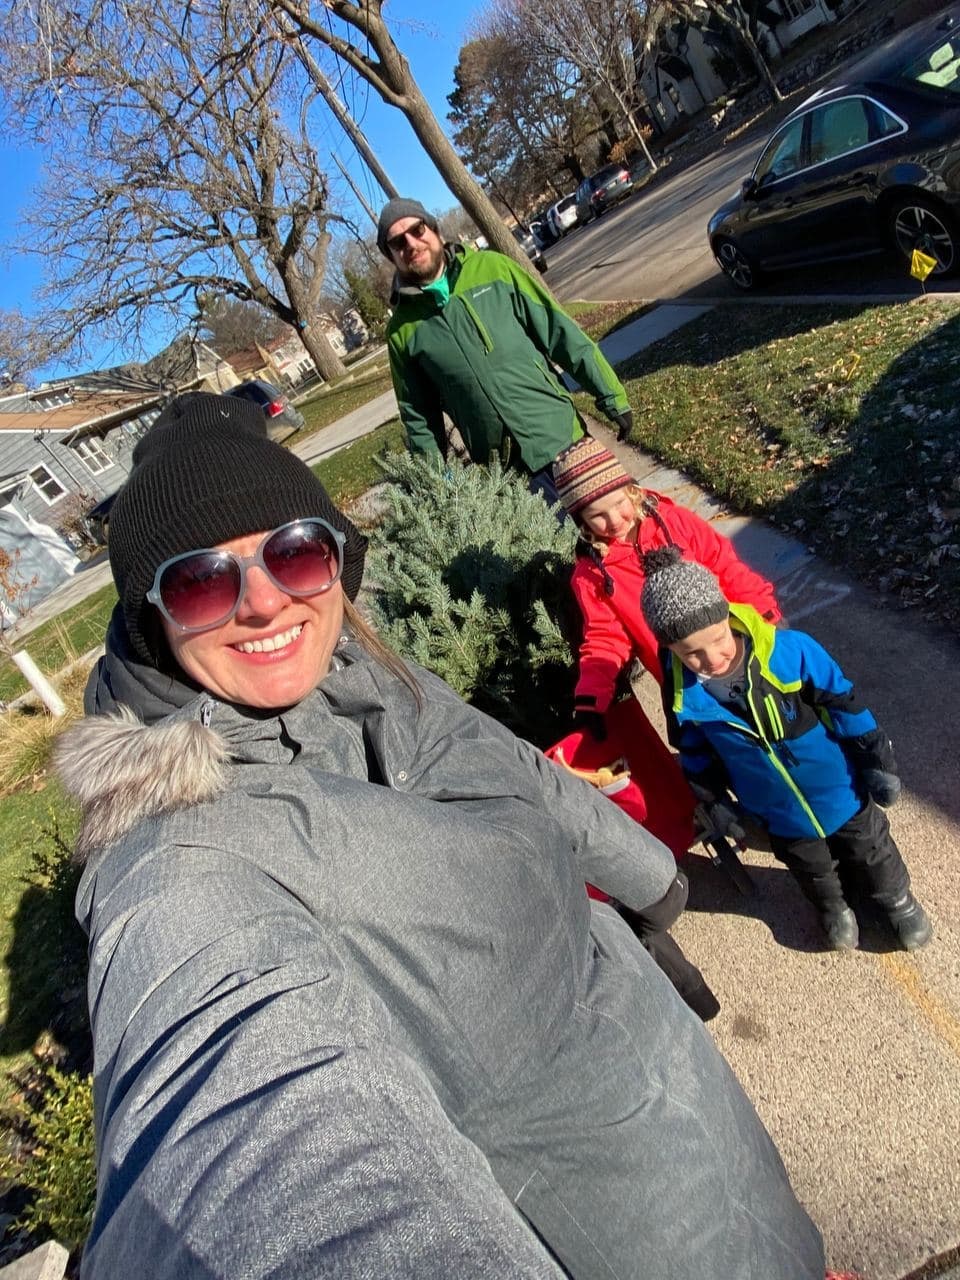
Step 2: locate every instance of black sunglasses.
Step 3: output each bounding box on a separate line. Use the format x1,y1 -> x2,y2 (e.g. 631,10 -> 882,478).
386,219 -> 430,253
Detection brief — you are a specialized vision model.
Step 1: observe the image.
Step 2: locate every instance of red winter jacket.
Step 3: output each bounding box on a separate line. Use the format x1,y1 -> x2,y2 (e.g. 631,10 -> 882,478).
572,491 -> 781,713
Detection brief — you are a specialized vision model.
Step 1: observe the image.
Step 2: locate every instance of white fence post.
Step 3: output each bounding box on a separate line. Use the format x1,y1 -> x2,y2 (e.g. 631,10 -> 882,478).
10,650 -> 66,717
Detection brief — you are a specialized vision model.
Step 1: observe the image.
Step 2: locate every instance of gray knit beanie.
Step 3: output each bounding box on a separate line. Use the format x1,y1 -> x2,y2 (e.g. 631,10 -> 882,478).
377,198 -> 439,257
641,546 -> 729,645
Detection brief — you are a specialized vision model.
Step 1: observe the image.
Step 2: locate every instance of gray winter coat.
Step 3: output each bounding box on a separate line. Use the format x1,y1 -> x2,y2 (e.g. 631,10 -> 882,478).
58,616 -> 825,1280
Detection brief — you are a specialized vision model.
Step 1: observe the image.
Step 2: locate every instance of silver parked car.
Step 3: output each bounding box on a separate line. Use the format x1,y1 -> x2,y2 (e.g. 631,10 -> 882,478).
512,225 -> 548,273
575,163 -> 633,223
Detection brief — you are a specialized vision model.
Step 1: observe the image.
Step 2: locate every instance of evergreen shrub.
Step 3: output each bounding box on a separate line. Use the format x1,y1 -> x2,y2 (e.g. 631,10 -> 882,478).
367,454 -> 579,745
0,1066 -> 95,1256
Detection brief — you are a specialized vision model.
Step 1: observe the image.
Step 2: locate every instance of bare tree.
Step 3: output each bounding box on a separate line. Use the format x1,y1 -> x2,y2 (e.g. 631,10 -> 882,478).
650,1 -> 783,102
269,0 -> 536,272
0,309 -> 56,388
198,297 -> 290,358
449,19 -> 600,211
0,0 -> 349,380
495,0 -> 658,174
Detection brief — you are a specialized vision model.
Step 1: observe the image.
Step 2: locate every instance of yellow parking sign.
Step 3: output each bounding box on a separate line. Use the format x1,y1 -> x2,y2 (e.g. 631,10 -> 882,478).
910,248 -> 938,281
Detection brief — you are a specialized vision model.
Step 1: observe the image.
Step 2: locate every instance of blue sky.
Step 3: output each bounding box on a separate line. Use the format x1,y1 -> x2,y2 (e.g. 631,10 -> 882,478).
0,0 -> 482,374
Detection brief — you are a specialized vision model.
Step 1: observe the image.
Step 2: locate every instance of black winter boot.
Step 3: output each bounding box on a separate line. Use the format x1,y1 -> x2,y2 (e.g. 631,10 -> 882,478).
883,892 -> 933,951
819,904 -> 859,951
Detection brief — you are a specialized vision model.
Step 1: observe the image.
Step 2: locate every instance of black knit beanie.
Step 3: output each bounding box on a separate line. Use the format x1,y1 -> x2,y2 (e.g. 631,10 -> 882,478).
641,546 -> 729,645
108,391 -> 367,664
377,197 -> 439,257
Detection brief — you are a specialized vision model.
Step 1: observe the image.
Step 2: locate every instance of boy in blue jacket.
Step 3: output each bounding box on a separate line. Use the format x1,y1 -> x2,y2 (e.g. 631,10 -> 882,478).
641,546 -> 932,952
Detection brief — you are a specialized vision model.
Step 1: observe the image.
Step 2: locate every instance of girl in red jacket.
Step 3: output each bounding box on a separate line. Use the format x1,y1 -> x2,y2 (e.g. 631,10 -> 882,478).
549,436 -> 781,858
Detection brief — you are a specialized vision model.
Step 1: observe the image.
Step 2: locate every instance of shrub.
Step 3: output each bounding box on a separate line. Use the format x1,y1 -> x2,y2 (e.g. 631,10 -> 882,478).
367,454 -> 579,745
0,1066 -> 95,1256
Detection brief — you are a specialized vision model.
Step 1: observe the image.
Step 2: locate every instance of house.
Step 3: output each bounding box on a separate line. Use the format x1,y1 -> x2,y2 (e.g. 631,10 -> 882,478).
0,338 -> 236,616
224,329 -> 319,391
223,317 -> 361,393
0,337 -> 234,526
640,0 -> 837,130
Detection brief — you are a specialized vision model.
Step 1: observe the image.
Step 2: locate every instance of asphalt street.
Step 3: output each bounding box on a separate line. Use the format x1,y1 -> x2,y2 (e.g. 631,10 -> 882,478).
541,133 -> 960,308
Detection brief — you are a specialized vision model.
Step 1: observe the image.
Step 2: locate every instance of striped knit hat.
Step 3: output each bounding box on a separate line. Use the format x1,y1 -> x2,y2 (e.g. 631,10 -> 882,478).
552,437 -> 633,518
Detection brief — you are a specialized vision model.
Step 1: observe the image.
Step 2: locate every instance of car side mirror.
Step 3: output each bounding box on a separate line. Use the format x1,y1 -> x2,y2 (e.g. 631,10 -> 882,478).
741,176 -> 759,201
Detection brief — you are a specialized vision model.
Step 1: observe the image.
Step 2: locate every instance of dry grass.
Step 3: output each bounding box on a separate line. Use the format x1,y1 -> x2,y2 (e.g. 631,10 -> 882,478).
0,663 -> 91,797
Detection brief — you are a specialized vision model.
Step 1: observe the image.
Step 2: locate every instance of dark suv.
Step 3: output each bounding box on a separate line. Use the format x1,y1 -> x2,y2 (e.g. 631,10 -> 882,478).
575,163 -> 634,224
225,379 -> 305,439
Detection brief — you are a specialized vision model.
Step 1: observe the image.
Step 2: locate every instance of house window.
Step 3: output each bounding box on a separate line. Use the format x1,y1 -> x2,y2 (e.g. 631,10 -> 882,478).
779,0 -> 815,19
71,436 -> 114,475
121,407 -> 160,446
29,464 -> 67,505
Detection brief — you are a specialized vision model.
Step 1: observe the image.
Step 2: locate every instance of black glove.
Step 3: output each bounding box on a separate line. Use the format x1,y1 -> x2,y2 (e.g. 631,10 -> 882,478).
572,708 -> 607,741
861,768 -> 901,808
611,409 -> 634,443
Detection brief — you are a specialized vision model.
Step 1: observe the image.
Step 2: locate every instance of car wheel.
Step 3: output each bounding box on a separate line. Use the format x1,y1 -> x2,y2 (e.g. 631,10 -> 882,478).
535,257 -> 548,274
887,194 -> 960,276
713,236 -> 759,291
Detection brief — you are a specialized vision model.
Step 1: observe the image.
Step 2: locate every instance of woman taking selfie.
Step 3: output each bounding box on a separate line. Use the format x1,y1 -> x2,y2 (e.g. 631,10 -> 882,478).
58,393 -> 824,1279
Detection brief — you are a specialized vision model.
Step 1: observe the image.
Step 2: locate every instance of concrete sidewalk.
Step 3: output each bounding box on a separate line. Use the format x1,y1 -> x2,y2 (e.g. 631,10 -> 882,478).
9,302 -> 959,1277
586,416 -> 960,1278
579,319 -> 960,1279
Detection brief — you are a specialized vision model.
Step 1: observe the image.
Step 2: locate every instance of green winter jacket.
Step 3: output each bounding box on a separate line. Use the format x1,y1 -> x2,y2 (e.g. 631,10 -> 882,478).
386,244 -> 630,475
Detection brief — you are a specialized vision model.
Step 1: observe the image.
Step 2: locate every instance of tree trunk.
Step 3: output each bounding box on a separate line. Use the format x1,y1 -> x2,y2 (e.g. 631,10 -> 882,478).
622,108 -> 658,173
399,79 -> 545,271
275,0 -> 539,277
738,23 -> 783,101
561,154 -> 586,184
708,3 -> 783,102
298,322 -> 347,382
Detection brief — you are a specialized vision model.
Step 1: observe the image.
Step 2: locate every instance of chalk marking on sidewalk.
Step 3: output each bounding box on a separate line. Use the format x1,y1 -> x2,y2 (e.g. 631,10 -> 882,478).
878,952 -> 960,1060
776,566 -> 852,622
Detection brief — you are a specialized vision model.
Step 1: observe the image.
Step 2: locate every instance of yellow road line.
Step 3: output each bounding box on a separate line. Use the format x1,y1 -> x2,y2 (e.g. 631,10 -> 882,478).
878,952 -> 960,1059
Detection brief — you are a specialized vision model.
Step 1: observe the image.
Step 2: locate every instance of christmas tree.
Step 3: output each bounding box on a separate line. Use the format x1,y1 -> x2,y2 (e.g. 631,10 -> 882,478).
367,453 -> 579,746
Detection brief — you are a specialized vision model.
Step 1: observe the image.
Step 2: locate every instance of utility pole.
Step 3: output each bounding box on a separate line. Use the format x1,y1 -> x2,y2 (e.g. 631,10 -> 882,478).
331,153 -> 378,227
288,27 -> 400,200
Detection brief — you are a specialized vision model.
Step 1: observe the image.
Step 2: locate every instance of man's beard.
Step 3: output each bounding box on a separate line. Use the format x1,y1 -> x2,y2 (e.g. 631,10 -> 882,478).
398,240 -> 445,283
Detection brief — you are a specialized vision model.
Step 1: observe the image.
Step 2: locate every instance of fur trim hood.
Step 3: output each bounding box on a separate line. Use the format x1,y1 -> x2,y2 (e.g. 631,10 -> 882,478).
55,707 -> 231,865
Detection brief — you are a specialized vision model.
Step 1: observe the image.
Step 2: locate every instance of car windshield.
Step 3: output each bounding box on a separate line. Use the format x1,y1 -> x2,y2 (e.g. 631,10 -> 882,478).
902,34 -> 960,93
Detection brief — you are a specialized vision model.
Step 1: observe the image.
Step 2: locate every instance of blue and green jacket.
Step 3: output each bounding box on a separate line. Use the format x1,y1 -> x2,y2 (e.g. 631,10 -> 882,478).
663,605 -> 894,840
386,244 -> 630,474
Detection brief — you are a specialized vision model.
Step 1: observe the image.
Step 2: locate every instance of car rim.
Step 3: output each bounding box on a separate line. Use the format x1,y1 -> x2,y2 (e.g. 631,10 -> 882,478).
893,204 -> 956,273
716,241 -> 753,288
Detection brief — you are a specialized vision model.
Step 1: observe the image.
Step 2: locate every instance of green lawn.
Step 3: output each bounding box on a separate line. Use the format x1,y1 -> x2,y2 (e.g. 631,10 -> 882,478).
566,299 -> 653,342
603,297 -> 960,625
298,367 -> 394,437
312,418 -> 407,509
0,783 -> 86,1097
0,584 -> 117,704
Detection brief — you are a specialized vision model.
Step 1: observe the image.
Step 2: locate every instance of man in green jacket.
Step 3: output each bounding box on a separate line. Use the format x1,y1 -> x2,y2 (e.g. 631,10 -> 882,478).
378,197 -> 634,505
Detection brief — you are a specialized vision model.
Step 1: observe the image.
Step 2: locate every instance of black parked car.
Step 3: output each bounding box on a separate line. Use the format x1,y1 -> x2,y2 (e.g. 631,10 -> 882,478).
708,7 -> 960,290
575,163 -> 634,224
85,491 -> 117,545
225,379 -> 306,437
